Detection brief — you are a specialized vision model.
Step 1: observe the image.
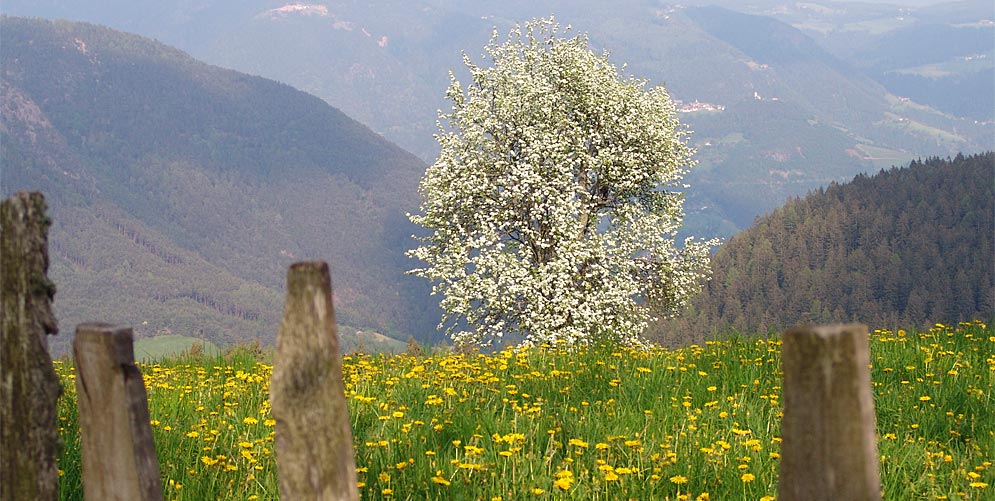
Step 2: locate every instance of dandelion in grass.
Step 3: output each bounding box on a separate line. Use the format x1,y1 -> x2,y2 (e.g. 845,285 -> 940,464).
553,470 -> 574,490
431,471 -> 451,486
569,438 -> 589,448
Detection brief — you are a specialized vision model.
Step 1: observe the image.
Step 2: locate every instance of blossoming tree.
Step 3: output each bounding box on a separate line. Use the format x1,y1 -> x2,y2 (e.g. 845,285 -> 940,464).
408,18 -> 715,347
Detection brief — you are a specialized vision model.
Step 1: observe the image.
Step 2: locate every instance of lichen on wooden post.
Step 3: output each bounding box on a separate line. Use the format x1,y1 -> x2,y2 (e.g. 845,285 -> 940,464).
271,261 -> 359,501
779,323 -> 881,501
73,323 -> 163,501
0,192 -> 61,501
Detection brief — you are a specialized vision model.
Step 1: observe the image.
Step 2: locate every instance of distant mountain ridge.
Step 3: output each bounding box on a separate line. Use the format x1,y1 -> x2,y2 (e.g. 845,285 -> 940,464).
651,152 -> 995,346
1,16 -> 439,354
1,1 -> 989,240
740,0 -> 994,121
2,10 -> 991,353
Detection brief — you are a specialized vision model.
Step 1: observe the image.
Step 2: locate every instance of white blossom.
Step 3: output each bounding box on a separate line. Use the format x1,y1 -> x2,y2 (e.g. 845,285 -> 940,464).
408,18 -> 716,348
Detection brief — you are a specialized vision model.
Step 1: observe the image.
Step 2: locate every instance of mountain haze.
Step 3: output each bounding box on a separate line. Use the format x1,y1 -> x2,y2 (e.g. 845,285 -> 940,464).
1,17 -> 438,354
2,5 -> 992,352
755,0 -> 994,121
1,1 -> 987,238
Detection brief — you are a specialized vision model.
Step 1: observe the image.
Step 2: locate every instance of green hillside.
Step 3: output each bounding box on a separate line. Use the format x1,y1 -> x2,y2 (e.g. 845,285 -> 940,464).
1,17 -> 440,354
651,152 -> 995,345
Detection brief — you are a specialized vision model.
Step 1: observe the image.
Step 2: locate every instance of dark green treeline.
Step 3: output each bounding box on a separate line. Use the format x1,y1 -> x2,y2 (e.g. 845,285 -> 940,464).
653,152 -> 994,344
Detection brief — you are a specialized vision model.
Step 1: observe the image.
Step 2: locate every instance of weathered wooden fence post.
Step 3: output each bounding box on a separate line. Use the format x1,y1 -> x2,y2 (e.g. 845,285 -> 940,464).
0,192 -> 61,501
779,323 -> 881,501
73,323 -> 163,501
271,261 -> 359,500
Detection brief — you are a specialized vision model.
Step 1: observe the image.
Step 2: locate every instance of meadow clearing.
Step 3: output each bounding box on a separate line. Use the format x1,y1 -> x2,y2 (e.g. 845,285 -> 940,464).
52,321 -> 993,500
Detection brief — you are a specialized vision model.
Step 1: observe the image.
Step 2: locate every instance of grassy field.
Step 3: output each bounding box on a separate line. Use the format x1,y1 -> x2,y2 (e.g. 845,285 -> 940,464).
53,321 -> 994,500
133,335 -> 221,362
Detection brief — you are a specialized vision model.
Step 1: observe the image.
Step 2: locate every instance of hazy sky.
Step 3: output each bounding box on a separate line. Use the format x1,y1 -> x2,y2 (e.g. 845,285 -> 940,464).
850,0 -> 952,5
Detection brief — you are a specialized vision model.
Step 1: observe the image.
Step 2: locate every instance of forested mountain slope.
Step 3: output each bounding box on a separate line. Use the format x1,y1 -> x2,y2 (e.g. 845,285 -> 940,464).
1,17 -> 437,354
651,152 -> 994,345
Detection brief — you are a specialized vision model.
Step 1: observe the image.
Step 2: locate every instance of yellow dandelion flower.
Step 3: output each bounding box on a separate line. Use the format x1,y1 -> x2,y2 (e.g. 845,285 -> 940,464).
553,477 -> 573,490
741,473 -> 755,483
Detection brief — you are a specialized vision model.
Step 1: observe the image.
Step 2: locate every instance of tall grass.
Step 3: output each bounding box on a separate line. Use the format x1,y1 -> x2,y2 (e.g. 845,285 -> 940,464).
54,321 -> 994,500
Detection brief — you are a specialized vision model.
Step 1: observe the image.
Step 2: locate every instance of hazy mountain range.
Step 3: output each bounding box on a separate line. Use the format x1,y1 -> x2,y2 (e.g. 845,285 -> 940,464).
1,1 -> 991,350
3,0 -> 991,237
1,17 -> 436,353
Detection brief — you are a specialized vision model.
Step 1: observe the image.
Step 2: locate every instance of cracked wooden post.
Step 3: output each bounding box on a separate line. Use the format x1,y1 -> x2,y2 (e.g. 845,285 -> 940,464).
1,192 -> 61,501
73,323 -> 163,501
779,323 -> 880,501
271,261 -> 359,500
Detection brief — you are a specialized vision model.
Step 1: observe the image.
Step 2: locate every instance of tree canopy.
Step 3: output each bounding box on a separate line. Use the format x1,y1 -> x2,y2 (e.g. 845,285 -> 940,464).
408,18 -> 714,347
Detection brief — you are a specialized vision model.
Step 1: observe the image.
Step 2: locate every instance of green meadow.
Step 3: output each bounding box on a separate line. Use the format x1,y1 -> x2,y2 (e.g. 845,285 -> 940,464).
53,321 -> 993,500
